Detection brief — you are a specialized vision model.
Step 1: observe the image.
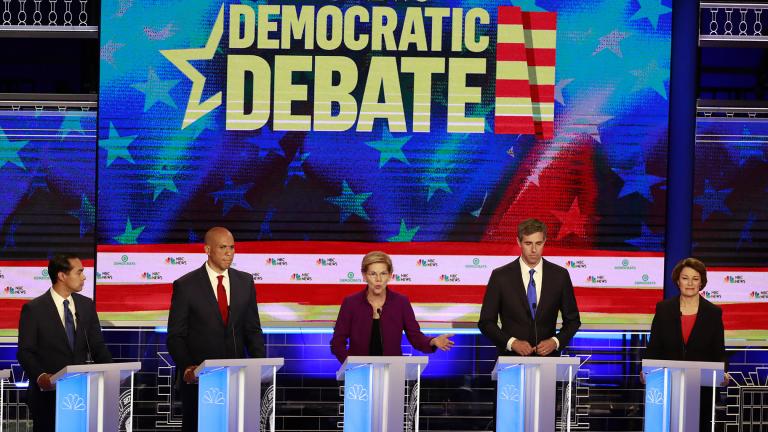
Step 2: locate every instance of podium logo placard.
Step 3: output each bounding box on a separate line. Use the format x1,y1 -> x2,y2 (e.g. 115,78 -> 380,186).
646,388 -> 664,405
643,369 -> 670,432
343,366 -> 372,432
497,366 -> 525,432
198,369 -> 229,431
62,393 -> 86,411
346,384 -> 369,401
203,387 -> 226,405
118,389 -> 133,432
500,384 -> 521,402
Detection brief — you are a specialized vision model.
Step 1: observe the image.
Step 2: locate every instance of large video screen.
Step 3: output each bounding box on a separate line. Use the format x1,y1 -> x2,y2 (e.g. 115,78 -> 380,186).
96,0 -> 672,328
693,117 -> 768,340
0,111 -> 97,333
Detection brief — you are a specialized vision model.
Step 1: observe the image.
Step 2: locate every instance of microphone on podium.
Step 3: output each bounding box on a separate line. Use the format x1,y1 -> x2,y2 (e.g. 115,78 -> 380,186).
75,312 -> 93,364
532,302 -> 539,354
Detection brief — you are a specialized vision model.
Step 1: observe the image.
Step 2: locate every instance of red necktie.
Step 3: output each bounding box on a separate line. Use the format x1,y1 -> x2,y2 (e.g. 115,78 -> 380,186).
216,275 -> 228,325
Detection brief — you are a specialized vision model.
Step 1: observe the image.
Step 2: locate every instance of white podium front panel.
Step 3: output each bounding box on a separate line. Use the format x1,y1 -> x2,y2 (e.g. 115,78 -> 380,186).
337,356 -> 428,432
642,360 -> 725,432
51,362 -> 142,432
195,358 -> 285,432
492,356 -> 581,432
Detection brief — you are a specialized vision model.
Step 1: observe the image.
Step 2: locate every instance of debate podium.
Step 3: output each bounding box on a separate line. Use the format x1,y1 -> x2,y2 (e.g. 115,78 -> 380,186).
337,356 -> 428,432
50,361 -> 141,432
1,369 -> 9,432
194,358 -> 285,432
492,356 -> 581,432
642,359 -> 725,432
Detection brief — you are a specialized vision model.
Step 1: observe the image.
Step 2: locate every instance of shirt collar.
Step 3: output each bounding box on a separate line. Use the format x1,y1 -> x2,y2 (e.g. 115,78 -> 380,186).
519,257 -> 543,274
50,287 -> 72,304
205,261 -> 229,280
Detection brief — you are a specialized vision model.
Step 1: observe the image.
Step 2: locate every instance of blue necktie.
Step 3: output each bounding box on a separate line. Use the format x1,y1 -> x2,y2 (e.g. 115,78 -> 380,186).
63,299 -> 76,351
527,269 -> 537,318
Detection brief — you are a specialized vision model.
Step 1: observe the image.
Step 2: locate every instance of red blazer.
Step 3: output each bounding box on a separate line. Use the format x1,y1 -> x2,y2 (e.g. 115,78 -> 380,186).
330,287 -> 436,363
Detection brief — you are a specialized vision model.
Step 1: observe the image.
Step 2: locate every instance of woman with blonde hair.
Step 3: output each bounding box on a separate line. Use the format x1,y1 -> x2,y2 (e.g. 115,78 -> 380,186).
330,251 -> 454,362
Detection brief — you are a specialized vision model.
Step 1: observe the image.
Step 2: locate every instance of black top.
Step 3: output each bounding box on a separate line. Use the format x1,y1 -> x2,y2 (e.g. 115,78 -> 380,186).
645,296 -> 726,364
369,318 -> 383,356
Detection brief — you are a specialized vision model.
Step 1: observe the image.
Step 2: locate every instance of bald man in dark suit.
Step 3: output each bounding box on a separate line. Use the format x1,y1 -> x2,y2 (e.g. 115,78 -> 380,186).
167,227 -> 266,431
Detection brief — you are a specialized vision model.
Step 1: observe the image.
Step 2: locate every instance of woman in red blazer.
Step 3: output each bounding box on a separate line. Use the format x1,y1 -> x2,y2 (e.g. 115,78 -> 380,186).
330,251 -> 454,363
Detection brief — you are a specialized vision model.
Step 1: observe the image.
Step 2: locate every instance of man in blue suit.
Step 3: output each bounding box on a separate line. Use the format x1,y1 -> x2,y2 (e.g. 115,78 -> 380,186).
167,227 -> 266,431
17,254 -> 112,432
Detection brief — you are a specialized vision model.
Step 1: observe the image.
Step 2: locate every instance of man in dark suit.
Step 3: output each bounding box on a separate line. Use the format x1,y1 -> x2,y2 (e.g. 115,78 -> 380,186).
478,218 -> 581,356
167,227 -> 266,431
17,254 -> 113,432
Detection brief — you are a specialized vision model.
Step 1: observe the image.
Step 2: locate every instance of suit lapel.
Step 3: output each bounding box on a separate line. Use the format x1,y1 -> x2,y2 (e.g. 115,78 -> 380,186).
538,259 -> 553,316
671,297 -> 685,350
43,292 -> 73,353
510,259 -> 533,319
228,271 -> 240,326
198,265 -> 226,327
686,300 -> 707,348
73,295 -> 85,352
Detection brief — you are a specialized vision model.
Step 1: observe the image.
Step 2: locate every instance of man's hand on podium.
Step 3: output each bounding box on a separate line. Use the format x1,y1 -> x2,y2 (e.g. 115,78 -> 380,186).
721,373 -> 730,386
535,339 -> 557,356
183,365 -> 198,384
37,373 -> 54,391
430,334 -> 455,351
510,340 -> 535,356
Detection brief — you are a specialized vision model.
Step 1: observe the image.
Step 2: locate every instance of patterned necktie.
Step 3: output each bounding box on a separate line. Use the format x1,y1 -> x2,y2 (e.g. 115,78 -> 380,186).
216,275 -> 229,325
63,299 -> 76,351
527,268 -> 537,318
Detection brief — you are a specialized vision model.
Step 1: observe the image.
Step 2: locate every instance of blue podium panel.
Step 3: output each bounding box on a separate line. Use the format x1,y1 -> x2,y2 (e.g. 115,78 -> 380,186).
56,373 -> 89,431
198,368 -> 229,432
644,368 -> 671,432
343,365 -> 372,432
497,365 -> 525,432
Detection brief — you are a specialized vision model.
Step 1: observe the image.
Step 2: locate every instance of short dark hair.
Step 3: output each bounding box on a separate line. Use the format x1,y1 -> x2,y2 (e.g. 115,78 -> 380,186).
517,218 -> 547,241
671,257 -> 708,290
48,254 -> 79,285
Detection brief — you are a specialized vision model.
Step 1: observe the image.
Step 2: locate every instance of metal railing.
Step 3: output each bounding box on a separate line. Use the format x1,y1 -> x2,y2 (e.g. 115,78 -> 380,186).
700,2 -> 768,46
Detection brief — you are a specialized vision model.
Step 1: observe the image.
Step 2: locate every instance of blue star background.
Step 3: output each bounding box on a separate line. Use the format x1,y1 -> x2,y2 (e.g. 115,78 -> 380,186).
91,0 -> 677,249
0,112 -> 97,259
692,119 -> 768,266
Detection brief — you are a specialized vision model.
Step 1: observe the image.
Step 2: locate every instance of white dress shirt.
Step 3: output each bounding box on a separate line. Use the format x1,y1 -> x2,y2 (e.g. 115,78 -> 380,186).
205,262 -> 230,305
50,288 -> 77,330
506,258 -> 559,351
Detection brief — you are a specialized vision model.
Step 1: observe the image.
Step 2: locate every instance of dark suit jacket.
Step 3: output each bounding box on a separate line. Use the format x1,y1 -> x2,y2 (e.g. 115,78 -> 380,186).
167,265 -> 266,375
478,258 -> 581,354
330,288 -> 436,363
645,296 -> 726,363
17,291 -> 112,410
